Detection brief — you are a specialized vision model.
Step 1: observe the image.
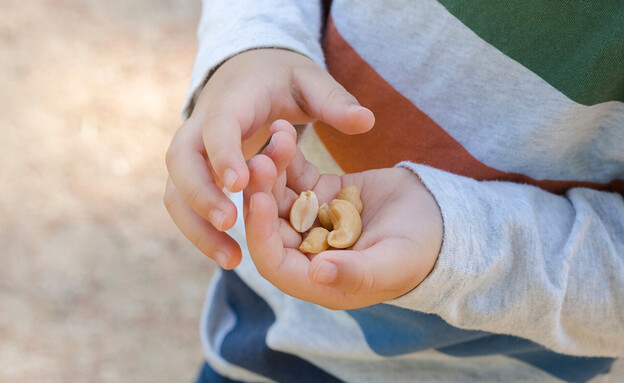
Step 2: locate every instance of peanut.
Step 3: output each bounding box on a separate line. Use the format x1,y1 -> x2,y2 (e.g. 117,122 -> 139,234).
318,203 -> 333,231
299,227 -> 330,253
327,199 -> 362,248
336,185 -> 363,214
289,186 -> 364,251
289,190 -> 319,233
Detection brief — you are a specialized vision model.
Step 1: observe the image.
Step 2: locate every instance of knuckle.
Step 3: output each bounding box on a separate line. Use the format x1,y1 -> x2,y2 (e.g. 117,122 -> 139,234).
201,113 -> 235,135
253,248 -> 286,281
187,185 -> 208,212
327,85 -> 346,102
188,231 -> 213,255
199,113 -> 222,131
273,248 -> 288,271
268,248 -> 287,273
302,160 -> 318,181
352,267 -> 375,295
165,121 -> 194,167
320,87 -> 344,121
291,159 -> 318,190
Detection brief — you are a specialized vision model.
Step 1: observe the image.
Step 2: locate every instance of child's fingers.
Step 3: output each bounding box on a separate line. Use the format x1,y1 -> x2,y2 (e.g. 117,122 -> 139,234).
276,178 -> 298,219
282,144 -> 341,218
165,121 -> 238,232
163,178 -> 242,269
285,146 -> 321,194
279,218 -> 302,249
244,153 -> 299,245
195,76 -> 273,195
245,192 -> 289,274
201,112 -> 251,193
245,192 -> 319,295
294,65 -> 375,135
247,192 -> 395,309
243,154 -> 278,218
268,119 -> 297,145
264,120 -> 297,176
259,120 -> 299,218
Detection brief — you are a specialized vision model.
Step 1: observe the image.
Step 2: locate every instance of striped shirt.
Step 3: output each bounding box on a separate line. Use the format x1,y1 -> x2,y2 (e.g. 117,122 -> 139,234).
183,1 -> 624,382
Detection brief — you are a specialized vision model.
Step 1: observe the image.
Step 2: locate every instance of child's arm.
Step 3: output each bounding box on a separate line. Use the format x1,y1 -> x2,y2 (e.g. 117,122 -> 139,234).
164,1 -> 375,269
243,126 -> 624,358
388,163 -> 624,357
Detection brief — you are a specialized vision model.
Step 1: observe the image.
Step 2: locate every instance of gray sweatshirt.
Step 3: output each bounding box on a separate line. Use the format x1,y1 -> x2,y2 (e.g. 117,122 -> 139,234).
184,1 -> 624,382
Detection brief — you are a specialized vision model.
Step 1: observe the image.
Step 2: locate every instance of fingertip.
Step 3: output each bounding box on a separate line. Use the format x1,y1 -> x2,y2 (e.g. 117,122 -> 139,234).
248,154 -> 278,182
212,244 -> 242,269
208,209 -> 227,232
269,119 -> 297,141
320,102 -> 375,136
213,251 -> 230,268
263,131 -> 297,172
346,104 -> 375,134
223,164 -> 250,193
210,204 -> 238,232
222,168 -> 239,191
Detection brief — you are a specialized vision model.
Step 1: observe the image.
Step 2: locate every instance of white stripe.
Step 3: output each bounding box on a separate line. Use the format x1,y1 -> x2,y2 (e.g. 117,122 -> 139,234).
333,0 -> 624,182
211,193 -> 567,382
200,270 -> 276,382
304,350 -> 564,383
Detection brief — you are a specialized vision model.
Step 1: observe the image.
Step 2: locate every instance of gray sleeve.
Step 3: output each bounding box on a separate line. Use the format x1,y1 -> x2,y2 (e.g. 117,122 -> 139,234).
181,0 -> 325,119
390,162 -> 624,358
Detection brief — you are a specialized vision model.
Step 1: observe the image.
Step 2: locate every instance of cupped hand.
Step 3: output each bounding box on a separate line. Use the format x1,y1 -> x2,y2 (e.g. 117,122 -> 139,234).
164,49 -> 375,268
243,124 -> 443,310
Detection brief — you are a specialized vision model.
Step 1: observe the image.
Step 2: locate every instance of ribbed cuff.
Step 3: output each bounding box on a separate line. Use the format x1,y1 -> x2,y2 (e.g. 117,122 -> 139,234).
387,162 -> 482,315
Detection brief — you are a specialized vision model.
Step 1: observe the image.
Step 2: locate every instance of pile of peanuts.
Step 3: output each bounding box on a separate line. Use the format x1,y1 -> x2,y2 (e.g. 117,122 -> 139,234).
289,185 -> 363,253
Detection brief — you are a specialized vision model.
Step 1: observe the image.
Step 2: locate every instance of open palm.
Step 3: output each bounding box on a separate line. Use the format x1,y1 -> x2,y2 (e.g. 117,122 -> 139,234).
242,121 -> 443,310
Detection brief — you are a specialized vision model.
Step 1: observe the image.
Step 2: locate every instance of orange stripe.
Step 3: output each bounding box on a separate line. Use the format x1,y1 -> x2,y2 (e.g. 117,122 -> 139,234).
314,19 -> 623,196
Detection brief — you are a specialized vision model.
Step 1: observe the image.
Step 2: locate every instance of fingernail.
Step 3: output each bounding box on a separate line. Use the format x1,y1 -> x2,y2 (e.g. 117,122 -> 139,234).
223,168 -> 238,191
265,137 -> 275,155
213,251 -> 229,268
209,209 -> 226,231
349,104 -> 369,112
313,261 -> 338,285
249,194 -> 257,215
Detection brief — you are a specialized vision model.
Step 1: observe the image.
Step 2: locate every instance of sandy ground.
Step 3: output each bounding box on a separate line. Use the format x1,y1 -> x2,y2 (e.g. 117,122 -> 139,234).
1,0 -> 216,381
1,1 -> 622,382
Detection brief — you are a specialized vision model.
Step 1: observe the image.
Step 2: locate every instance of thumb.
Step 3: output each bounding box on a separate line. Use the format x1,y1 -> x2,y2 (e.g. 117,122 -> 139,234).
294,65 -> 375,134
308,250 -> 374,294
307,239 -> 423,301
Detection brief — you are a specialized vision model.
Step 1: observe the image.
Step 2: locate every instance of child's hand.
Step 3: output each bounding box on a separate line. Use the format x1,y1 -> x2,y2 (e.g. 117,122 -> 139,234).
164,49 -> 375,268
243,122 -> 443,310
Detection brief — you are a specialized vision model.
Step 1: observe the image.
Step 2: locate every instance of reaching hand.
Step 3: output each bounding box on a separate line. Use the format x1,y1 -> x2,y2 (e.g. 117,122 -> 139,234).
243,121 -> 443,310
163,49 -> 375,269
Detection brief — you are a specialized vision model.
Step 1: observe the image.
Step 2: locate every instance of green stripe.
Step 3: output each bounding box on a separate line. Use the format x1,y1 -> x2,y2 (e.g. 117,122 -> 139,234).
437,0 -> 624,105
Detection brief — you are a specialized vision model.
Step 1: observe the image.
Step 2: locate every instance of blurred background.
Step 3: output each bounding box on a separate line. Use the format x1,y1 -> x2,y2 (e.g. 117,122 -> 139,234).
1,0 -> 217,381
2,1 -> 623,382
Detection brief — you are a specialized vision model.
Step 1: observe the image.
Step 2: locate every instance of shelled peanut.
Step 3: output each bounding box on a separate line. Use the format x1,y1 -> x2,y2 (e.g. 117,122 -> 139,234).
289,185 -> 363,253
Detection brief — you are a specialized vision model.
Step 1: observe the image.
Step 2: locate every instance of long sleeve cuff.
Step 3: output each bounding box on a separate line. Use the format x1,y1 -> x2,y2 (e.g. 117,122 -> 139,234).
388,161 -> 624,357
